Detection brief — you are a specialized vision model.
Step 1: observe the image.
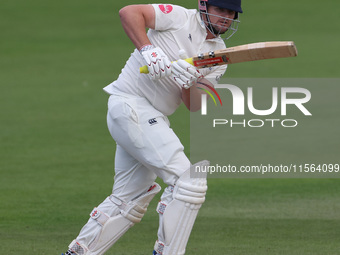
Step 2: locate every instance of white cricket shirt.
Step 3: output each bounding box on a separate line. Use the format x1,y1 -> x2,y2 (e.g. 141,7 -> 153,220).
103,4 -> 227,116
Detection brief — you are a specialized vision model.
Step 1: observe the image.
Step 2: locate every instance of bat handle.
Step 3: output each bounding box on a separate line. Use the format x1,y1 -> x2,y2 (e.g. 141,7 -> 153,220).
139,58 -> 194,74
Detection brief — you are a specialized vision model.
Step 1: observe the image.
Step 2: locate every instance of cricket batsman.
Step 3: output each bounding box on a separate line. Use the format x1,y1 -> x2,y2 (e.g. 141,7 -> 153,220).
62,0 -> 242,254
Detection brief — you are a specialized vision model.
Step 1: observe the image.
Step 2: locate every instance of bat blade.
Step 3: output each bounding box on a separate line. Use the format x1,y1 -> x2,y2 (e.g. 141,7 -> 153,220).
139,41 -> 297,73
193,41 -> 298,68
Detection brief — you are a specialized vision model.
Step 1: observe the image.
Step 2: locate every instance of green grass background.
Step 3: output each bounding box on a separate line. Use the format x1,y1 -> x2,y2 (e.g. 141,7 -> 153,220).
0,0 -> 339,254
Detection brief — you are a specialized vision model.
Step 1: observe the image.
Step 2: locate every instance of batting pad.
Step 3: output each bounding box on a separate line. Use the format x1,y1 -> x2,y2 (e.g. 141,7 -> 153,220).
154,161 -> 209,255
69,183 -> 161,255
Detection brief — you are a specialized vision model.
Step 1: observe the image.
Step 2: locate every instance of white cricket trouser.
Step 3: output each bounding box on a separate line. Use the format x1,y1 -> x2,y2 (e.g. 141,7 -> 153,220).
107,93 -> 190,199
75,93 -> 190,247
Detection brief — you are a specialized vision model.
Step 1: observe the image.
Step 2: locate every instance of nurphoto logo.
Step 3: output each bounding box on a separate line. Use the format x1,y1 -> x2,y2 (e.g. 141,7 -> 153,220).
200,83 -> 312,128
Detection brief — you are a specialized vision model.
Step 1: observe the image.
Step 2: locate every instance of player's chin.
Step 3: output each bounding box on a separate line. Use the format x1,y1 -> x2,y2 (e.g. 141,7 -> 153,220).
214,24 -> 230,34
216,27 -> 229,35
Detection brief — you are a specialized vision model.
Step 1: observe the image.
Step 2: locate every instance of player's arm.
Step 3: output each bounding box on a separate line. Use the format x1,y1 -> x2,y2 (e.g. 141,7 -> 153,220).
181,78 -> 213,112
120,5 -> 172,79
119,5 -> 155,50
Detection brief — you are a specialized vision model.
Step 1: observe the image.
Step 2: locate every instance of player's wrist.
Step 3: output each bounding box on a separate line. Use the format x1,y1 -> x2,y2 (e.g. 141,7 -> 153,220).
139,44 -> 155,54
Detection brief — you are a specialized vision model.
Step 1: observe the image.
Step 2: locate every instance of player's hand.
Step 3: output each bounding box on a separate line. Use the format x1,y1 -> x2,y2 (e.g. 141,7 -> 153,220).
141,46 -> 172,80
171,59 -> 203,89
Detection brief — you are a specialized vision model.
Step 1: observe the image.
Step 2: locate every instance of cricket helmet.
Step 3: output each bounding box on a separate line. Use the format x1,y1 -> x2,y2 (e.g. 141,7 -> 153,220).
199,0 -> 242,40
200,0 -> 243,14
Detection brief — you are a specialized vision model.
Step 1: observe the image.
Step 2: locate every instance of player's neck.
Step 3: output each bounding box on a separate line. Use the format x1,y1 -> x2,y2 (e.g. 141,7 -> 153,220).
206,30 -> 215,40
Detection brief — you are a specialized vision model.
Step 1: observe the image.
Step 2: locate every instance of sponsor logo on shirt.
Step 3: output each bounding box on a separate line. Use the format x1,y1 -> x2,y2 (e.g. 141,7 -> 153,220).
158,4 -> 173,14
148,118 -> 158,125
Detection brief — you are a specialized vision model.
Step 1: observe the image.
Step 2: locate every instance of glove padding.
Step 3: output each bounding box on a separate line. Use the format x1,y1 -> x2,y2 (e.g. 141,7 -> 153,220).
171,59 -> 203,89
141,47 -> 172,80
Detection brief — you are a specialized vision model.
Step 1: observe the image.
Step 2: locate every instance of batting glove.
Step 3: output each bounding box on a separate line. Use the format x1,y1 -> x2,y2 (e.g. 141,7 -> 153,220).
171,59 -> 203,89
140,45 -> 172,80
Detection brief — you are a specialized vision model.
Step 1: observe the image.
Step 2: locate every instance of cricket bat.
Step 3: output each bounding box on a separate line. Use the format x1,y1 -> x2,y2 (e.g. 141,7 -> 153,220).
139,41 -> 297,73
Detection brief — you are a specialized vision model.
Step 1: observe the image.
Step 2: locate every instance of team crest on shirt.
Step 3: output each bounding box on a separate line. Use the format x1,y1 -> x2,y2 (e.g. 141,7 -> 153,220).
158,4 -> 173,14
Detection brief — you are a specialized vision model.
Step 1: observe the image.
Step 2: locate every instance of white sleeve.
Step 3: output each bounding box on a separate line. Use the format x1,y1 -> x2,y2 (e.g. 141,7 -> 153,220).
151,4 -> 189,31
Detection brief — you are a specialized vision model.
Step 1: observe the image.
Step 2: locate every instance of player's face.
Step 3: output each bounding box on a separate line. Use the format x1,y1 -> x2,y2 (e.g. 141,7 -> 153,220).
207,6 -> 236,34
